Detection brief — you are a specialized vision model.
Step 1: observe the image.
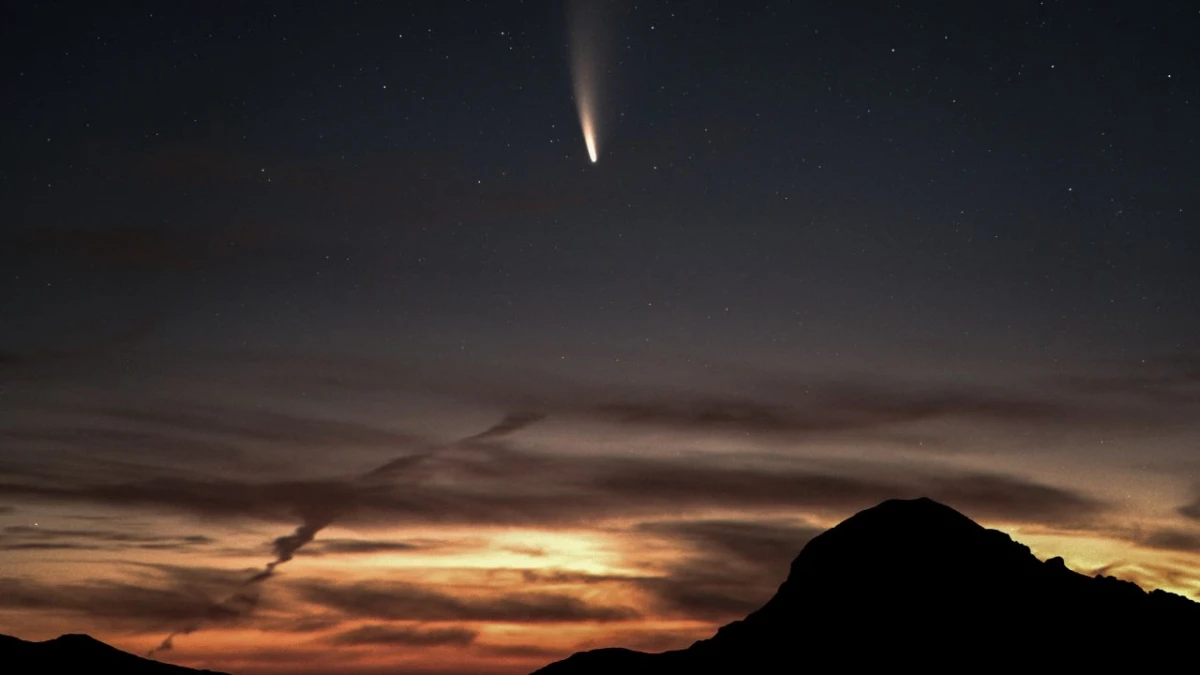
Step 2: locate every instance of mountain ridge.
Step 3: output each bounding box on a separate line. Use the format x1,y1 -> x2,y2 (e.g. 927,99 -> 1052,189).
0,632 -> 228,675
534,497 -> 1200,673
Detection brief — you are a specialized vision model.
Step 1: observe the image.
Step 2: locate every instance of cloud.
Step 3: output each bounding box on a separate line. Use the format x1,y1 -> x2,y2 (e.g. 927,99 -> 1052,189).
312,539 -> 421,555
1086,560 -> 1200,600
324,624 -> 477,647
474,643 -> 565,659
0,542 -> 102,551
255,614 -> 345,634
635,520 -> 820,574
4,427 -> 253,467
94,405 -> 421,455
585,458 -> 890,513
629,519 -> 821,621
0,571 -> 256,629
463,412 -> 546,442
919,474 -> 1104,525
0,476 -> 348,522
1181,496 -> 1200,521
295,580 -> 639,624
0,525 -> 215,552
515,569 -> 653,586
581,456 -> 1107,527
571,626 -> 711,655
592,382 -> 1083,438
1141,528 -> 1200,553
0,438 -> 1107,534
102,350 -> 1164,444
1059,356 -> 1200,405
2,403 -> 425,485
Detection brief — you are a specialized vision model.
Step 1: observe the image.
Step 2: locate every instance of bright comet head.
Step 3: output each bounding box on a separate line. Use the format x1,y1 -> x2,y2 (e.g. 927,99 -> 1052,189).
583,120 -> 598,163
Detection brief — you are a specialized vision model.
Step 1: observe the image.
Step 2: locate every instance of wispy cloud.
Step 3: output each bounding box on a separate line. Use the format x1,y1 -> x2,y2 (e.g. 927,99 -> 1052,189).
1181,493 -> 1200,521
0,567 -> 254,629
294,580 -> 639,623
1141,528 -> 1200,553
0,525 -> 214,553
1059,356 -> 1200,405
593,384 -> 1078,436
322,624 -> 477,647
626,519 -> 820,621
0,442 -> 1108,531
310,539 -> 422,555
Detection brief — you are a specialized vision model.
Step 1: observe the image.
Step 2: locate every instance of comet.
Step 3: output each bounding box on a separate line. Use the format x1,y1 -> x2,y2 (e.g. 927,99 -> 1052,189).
568,0 -> 607,164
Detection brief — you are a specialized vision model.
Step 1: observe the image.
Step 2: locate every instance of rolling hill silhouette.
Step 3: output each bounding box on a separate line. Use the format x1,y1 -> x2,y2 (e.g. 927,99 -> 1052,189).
0,633 -> 228,674
534,497 -> 1200,673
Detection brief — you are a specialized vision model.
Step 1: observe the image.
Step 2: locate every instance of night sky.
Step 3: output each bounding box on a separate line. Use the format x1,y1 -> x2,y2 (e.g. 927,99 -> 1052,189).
2,2 -> 1199,673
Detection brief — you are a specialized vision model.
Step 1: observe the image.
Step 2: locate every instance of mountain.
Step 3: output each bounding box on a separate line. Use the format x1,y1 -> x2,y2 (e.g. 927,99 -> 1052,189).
0,633 -> 228,674
534,497 -> 1200,673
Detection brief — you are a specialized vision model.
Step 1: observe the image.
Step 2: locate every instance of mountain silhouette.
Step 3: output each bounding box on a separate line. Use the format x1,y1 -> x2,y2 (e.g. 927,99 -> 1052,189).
534,497 -> 1200,673
0,633 -> 228,674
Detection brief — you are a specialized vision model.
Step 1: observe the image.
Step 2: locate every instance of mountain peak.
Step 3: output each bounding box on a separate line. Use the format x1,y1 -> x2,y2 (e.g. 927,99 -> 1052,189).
852,495 -> 976,522
46,634 -> 111,647
771,497 -> 1028,590
0,632 -> 228,674
805,496 -> 988,549
535,497 -> 1200,674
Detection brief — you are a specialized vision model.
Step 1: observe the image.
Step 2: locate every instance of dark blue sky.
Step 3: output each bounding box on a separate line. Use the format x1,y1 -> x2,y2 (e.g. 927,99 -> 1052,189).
4,0 -> 1198,380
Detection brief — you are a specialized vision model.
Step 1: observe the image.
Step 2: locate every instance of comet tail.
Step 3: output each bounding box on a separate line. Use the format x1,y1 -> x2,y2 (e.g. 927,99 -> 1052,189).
569,0 -> 606,164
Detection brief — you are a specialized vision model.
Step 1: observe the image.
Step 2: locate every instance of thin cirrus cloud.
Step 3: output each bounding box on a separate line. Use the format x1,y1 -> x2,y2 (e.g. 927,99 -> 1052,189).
321,624 -> 478,647
628,519 -> 823,621
0,562 -> 631,637
1141,528 -> 1200,553
309,539 -> 423,555
0,567 -> 254,628
292,579 -> 639,624
0,436 -> 1110,532
0,525 -> 214,553
1057,356 -> 1200,404
592,386 -> 1077,436
1,361 -> 1138,537
6,347 -> 1195,464
1181,494 -> 1200,522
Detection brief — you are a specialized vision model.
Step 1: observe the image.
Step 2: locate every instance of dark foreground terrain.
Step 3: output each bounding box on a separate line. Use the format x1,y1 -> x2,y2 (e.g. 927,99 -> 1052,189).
535,497 -> 1200,673
0,633 -> 228,675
